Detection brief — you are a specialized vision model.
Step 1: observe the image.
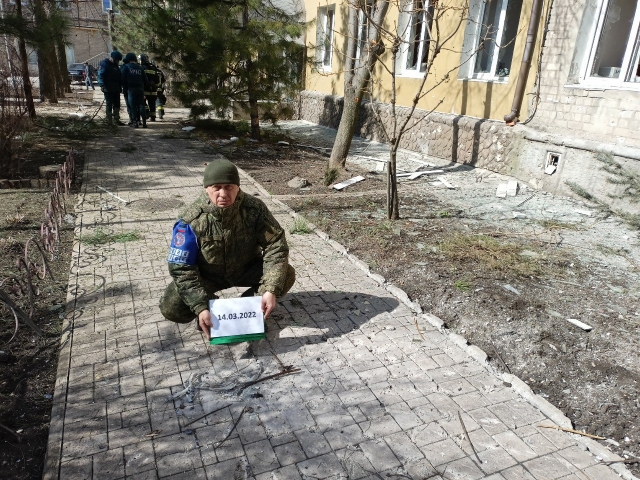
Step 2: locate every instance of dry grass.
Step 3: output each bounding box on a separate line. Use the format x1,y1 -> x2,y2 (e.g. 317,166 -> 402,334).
5,212 -> 27,226
537,219 -> 581,230
439,234 -> 546,277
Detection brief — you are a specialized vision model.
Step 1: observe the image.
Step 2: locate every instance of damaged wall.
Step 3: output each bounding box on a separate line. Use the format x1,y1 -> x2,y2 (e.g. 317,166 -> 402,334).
297,90 -> 640,216
529,0 -> 640,149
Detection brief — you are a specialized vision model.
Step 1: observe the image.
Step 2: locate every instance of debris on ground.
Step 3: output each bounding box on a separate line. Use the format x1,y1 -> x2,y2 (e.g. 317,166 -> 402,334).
333,176 -> 365,190
566,318 -> 593,331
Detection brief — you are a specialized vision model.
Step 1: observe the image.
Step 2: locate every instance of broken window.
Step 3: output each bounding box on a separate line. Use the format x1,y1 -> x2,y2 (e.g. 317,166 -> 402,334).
586,0 -> 640,85
472,0 -> 523,79
404,0 -> 434,73
317,5 -> 336,71
102,0 -> 120,14
356,0 -> 374,65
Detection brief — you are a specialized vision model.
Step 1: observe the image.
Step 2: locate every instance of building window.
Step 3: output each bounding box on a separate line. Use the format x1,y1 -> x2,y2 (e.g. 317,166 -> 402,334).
404,0 -> 433,74
585,0 -> 640,85
356,1 -> 374,63
472,0 -> 523,80
102,0 -> 120,14
316,5 -> 335,71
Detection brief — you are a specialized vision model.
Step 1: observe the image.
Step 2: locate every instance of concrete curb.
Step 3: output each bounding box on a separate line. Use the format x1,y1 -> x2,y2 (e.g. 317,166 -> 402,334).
237,165 -> 639,479
42,188 -> 88,480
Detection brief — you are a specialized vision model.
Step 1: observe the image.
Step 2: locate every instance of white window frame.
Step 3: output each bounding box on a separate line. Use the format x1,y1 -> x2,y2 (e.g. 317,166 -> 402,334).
355,1 -> 374,64
579,0 -> 640,90
102,0 -> 120,14
316,5 -> 336,72
399,0 -> 432,78
470,0 -> 510,81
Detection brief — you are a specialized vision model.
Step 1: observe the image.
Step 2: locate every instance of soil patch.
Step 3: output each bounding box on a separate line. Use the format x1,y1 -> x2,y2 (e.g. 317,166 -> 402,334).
191,121 -> 640,474
0,94 -> 95,478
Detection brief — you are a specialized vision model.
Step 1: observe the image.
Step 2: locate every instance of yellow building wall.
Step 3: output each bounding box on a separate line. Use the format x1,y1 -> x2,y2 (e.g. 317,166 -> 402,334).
304,0 -> 548,122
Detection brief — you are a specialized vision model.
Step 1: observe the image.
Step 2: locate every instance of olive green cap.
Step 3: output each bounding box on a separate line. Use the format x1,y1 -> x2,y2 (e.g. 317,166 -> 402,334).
203,159 -> 240,187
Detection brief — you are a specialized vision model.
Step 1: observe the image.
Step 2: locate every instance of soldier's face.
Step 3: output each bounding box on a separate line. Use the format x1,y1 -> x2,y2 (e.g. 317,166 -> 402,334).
205,184 -> 239,208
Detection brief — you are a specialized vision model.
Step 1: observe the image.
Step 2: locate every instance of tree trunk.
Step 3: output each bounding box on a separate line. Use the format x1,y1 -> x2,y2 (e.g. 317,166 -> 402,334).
328,0 -> 389,170
344,3 -> 358,88
33,0 -> 57,103
247,62 -> 261,140
328,88 -> 359,170
243,3 -> 260,140
387,144 -> 399,219
15,0 -> 36,118
55,35 -> 71,94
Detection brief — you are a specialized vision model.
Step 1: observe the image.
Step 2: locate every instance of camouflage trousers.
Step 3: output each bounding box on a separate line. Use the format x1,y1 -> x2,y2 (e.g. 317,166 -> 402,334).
159,261 -> 296,323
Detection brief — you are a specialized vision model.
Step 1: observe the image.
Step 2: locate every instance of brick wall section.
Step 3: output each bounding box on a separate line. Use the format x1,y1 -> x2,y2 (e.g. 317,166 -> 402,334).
66,0 -> 110,64
529,0 -> 640,148
297,91 -> 520,175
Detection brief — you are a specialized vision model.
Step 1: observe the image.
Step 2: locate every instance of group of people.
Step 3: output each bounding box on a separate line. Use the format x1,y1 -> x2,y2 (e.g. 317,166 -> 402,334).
97,50 -> 166,128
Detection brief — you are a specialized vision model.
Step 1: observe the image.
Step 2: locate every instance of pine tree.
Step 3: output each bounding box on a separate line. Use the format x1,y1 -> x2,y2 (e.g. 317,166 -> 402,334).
117,0 -> 305,139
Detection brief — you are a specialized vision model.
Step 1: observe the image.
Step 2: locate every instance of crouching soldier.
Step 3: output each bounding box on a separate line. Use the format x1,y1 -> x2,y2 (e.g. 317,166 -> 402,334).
159,159 -> 296,339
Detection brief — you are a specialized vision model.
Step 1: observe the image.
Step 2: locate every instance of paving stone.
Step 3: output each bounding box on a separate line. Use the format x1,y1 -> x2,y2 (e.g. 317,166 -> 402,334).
336,447 -> 375,479
244,439 -> 280,474
204,457 -> 250,479
93,448 -> 125,479
163,467 -> 207,480
499,464 -> 536,480
59,457 -> 92,479
386,402 -> 423,430
475,445 -> 518,474
521,432 -> 557,456
493,430 -> 539,462
383,432 -> 424,463
296,452 -> 345,478
359,439 -> 401,471
274,441 -> 307,466
123,441 -> 156,475
294,429 -> 331,458
419,438 -> 466,467
522,454 -> 575,479
255,464 -> 303,480
324,424 -> 366,450
359,414 -> 402,439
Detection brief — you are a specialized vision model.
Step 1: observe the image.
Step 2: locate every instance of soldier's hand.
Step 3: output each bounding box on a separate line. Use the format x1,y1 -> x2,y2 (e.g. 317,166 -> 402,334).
198,309 -> 212,340
262,292 -> 277,319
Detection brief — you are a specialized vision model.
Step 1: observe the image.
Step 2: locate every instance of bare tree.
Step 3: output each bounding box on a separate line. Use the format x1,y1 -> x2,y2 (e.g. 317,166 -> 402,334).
15,0 -> 36,118
323,0 -> 473,218
376,0 -> 469,219
326,0 -> 389,177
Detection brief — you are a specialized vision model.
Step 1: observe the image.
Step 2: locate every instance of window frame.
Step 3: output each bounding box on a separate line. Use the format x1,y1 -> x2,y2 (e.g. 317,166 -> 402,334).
399,0 -> 433,78
102,0 -> 121,14
355,0 -> 374,65
470,0 -> 510,81
579,0 -> 640,90
316,5 -> 336,72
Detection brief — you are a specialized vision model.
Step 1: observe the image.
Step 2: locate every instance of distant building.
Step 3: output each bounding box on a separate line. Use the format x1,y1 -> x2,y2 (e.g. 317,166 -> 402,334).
0,0 -> 111,75
64,0 -> 112,68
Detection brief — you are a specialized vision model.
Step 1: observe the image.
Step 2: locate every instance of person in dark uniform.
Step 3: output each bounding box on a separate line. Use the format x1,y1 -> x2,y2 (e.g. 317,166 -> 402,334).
97,51 -> 124,126
121,53 -> 148,128
139,54 -> 161,122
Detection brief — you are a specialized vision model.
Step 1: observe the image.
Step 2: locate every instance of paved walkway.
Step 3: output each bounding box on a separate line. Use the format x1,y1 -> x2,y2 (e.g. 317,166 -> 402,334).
44,114 -> 632,480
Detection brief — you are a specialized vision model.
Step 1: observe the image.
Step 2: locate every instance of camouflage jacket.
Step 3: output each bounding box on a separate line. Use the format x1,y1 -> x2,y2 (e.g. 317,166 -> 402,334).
167,191 -> 290,315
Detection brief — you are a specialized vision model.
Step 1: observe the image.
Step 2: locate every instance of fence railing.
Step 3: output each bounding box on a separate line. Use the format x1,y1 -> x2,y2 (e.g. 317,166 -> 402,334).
0,150 -> 76,342
83,52 -> 109,70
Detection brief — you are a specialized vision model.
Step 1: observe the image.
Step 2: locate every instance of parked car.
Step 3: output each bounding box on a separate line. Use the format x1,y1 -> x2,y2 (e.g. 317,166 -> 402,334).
68,63 -> 88,84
